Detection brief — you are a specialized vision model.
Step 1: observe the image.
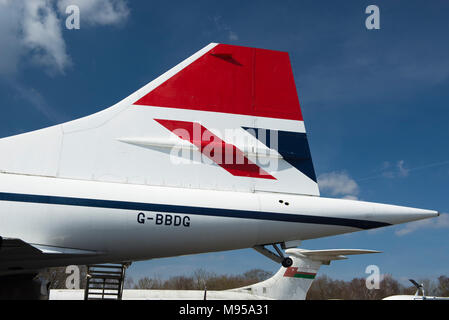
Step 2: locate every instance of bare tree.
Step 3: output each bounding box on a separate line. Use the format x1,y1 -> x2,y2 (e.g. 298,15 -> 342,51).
39,265 -> 87,289
162,276 -> 195,290
134,277 -> 162,289
124,276 -> 135,289
437,276 -> 449,296
193,269 -> 215,290
418,278 -> 439,296
308,274 -> 408,300
243,269 -> 273,282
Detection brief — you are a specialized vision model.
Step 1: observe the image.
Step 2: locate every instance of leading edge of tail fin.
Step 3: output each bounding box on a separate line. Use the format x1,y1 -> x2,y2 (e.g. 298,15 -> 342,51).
230,248 -> 380,300
0,43 -> 318,195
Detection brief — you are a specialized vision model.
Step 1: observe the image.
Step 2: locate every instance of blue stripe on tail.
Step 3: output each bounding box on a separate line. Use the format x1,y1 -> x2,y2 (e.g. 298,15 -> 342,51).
243,127 -> 317,182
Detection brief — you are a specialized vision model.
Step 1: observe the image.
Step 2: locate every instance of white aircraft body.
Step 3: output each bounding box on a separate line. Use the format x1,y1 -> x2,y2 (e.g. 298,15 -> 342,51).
0,43 -> 439,299
50,248 -> 378,300
383,295 -> 449,301
384,279 -> 449,300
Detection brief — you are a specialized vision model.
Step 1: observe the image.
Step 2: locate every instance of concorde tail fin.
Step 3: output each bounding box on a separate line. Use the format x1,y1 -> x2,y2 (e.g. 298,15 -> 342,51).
0,43 -> 318,195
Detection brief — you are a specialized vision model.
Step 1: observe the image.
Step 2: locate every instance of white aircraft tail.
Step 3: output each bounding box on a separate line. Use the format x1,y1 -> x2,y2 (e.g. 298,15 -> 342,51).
230,248 -> 380,300
0,43 -> 319,196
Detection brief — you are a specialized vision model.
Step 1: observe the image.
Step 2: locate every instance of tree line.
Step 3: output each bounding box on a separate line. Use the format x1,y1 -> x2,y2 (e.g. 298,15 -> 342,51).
307,275 -> 449,299
39,266 -> 449,299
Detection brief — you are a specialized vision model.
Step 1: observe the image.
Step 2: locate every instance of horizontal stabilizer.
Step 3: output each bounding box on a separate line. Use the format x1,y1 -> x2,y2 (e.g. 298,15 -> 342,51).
287,248 -> 381,262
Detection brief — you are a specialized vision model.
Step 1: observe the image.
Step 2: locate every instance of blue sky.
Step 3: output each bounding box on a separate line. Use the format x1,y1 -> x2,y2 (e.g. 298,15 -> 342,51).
0,1 -> 448,285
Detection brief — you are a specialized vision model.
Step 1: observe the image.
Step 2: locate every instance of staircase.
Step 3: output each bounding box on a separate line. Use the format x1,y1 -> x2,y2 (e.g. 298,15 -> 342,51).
84,264 -> 127,300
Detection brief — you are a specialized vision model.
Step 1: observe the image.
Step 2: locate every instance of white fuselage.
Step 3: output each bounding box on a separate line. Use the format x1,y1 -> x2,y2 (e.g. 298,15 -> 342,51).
49,289 -> 269,300
383,295 -> 449,300
0,171 -> 437,273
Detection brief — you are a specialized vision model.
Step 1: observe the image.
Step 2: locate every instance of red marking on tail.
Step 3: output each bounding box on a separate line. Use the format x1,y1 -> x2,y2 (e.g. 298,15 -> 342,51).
155,119 -> 276,180
136,44 -> 303,121
283,267 -> 299,277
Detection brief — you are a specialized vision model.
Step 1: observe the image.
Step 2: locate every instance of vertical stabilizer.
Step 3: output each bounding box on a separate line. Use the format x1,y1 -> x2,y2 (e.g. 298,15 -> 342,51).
230,248 -> 380,300
0,43 -> 319,195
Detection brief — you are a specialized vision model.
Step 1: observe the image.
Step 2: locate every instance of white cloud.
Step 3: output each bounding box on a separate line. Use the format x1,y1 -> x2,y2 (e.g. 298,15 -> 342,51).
342,195 -> 358,200
0,1 -> 23,75
395,213 -> 449,236
397,160 -> 409,177
11,82 -> 68,123
380,160 -> 409,179
318,171 -> 359,199
212,16 -> 239,42
360,160 -> 449,183
0,0 -> 130,75
57,0 -> 129,26
228,31 -> 239,41
22,0 -> 71,73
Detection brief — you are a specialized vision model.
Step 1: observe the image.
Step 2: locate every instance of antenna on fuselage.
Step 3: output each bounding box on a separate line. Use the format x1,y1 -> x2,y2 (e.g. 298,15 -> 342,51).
409,279 -> 425,297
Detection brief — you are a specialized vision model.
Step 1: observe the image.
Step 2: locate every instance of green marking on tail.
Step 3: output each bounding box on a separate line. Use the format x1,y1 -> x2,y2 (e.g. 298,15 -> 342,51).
293,272 -> 316,279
